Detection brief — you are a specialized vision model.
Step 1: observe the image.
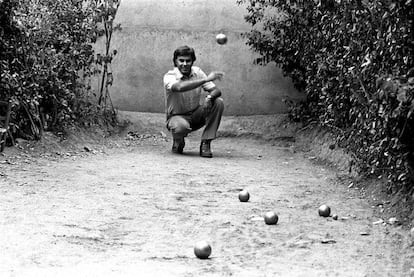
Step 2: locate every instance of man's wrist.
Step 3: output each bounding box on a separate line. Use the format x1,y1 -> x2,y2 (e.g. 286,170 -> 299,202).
206,95 -> 213,101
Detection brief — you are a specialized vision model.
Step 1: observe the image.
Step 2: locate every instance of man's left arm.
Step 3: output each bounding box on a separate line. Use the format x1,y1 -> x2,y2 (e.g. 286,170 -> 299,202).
202,87 -> 222,113
206,87 -> 222,100
198,67 -> 222,110
198,68 -> 222,101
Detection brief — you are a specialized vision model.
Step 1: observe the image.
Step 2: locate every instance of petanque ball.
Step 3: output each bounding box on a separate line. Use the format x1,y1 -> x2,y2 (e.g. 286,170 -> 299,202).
318,205 -> 331,217
264,211 -> 279,225
216,33 -> 228,45
194,241 -> 212,259
238,190 -> 250,202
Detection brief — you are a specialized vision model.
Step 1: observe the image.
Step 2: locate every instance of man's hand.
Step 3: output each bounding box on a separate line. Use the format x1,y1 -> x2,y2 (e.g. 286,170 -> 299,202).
206,71 -> 224,82
202,95 -> 213,115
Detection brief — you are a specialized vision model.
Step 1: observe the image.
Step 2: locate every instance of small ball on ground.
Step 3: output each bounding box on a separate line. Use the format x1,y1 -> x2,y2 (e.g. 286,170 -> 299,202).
194,241 -> 212,259
238,189 -> 250,202
318,205 -> 331,217
216,33 -> 227,45
264,211 -> 279,225
332,214 -> 338,220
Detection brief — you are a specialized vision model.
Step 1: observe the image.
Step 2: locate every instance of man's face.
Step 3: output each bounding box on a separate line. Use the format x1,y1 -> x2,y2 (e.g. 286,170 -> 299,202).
175,55 -> 193,76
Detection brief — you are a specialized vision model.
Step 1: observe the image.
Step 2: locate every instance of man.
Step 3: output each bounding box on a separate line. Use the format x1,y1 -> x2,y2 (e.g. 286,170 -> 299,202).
163,45 -> 224,158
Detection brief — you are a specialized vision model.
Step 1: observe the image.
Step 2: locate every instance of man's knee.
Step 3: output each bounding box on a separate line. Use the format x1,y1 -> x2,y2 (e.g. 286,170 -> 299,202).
173,125 -> 191,137
168,117 -> 191,137
213,97 -> 224,111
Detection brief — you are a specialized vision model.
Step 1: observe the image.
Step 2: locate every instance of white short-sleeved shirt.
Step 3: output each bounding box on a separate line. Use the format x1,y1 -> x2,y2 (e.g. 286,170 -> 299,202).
163,66 -> 215,118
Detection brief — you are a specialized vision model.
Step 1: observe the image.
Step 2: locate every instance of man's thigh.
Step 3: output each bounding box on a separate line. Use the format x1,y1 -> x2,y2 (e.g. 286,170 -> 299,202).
189,106 -> 206,131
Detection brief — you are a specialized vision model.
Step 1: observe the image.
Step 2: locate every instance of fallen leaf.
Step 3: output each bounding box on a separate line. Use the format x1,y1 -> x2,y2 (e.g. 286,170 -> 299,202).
373,219 -> 384,225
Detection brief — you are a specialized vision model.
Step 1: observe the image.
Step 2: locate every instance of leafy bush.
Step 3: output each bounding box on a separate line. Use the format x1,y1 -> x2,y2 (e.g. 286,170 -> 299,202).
0,0 -> 120,140
237,0 -> 414,193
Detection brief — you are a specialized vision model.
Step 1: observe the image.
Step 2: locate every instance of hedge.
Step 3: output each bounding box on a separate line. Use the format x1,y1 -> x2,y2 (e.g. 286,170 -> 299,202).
237,0 -> 414,194
0,0 -> 120,140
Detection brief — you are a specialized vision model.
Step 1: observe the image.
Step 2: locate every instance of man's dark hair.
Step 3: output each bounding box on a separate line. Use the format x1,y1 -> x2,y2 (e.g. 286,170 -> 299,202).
173,45 -> 196,66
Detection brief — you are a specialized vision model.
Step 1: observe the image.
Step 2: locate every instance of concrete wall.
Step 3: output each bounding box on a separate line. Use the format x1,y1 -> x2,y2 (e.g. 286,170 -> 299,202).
99,0 -> 304,115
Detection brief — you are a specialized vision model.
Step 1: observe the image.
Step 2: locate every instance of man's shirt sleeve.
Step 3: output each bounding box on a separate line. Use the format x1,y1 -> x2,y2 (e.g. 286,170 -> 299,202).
164,71 -> 179,92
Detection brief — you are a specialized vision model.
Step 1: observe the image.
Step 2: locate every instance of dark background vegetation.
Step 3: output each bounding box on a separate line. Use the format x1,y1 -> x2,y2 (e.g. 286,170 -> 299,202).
0,0 -> 120,140
1,0 -> 413,209
237,0 -> 413,199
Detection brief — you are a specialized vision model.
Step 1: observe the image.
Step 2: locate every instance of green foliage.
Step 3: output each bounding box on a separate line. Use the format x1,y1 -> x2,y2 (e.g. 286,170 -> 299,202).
0,0 -> 121,140
238,0 -> 414,192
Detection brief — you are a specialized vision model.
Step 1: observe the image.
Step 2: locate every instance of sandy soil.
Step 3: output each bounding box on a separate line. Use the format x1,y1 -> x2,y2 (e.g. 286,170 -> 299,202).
0,112 -> 413,277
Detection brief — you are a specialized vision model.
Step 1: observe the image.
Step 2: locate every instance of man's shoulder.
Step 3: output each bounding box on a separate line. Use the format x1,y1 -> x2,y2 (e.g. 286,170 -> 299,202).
164,67 -> 183,80
164,69 -> 177,76
191,66 -> 202,74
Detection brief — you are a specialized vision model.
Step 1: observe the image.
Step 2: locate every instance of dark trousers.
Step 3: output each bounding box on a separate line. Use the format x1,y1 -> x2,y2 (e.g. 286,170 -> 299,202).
167,98 -> 224,141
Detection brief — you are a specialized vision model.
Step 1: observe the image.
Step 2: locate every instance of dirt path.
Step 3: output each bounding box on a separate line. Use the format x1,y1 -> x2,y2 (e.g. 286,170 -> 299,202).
0,126 -> 413,276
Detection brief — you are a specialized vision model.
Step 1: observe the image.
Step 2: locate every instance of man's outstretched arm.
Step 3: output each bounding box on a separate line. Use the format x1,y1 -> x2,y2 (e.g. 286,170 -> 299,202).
171,71 -> 224,93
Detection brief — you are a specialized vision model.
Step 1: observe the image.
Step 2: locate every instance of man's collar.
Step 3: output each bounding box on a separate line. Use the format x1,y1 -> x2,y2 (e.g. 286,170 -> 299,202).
173,67 -> 194,79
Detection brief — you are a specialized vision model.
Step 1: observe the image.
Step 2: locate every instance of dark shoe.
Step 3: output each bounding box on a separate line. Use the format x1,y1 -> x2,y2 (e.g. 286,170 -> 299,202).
172,138 -> 185,154
200,140 -> 213,158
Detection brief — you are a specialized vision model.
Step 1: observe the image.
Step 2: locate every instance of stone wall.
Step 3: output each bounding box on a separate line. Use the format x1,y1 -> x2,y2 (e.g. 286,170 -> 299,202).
95,0 -> 304,115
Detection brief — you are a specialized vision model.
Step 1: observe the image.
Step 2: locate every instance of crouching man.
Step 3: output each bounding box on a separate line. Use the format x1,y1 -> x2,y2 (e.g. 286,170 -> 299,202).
163,45 -> 224,158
